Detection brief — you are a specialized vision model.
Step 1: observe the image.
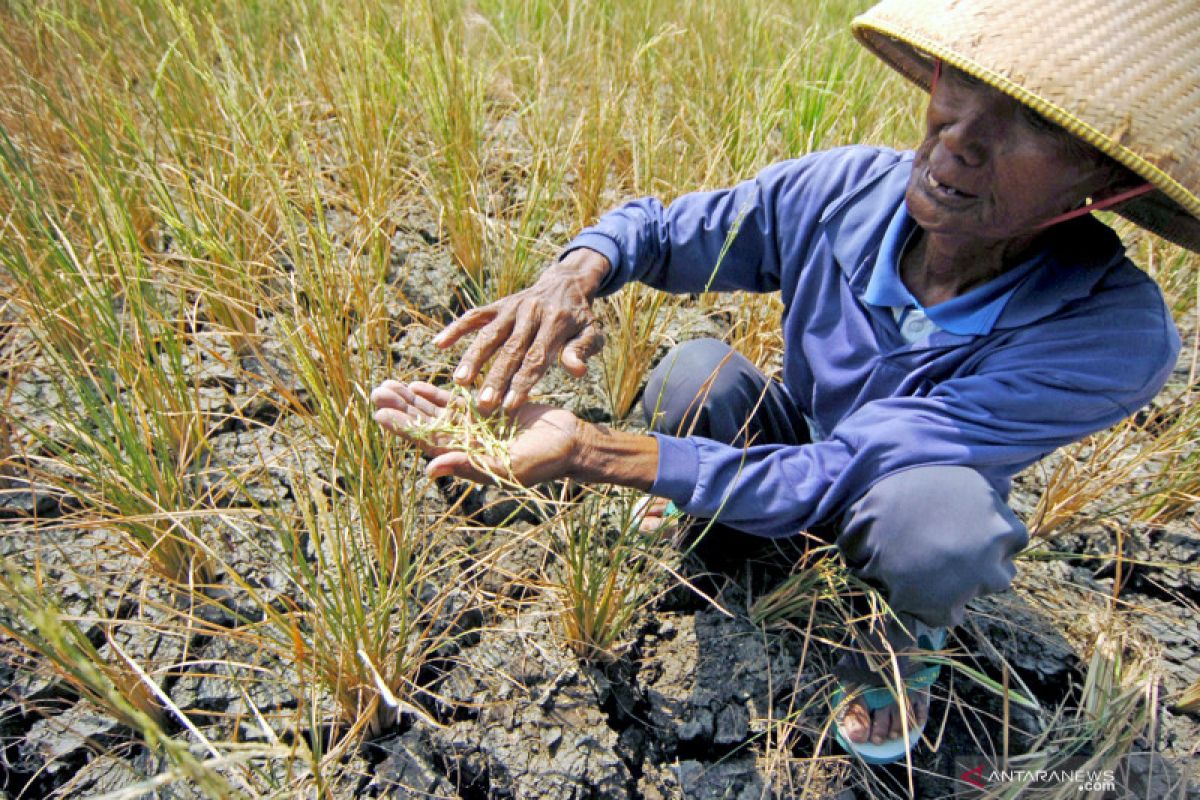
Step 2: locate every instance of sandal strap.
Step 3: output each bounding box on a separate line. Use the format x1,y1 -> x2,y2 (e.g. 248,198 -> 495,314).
915,624 -> 948,651
848,663 -> 941,711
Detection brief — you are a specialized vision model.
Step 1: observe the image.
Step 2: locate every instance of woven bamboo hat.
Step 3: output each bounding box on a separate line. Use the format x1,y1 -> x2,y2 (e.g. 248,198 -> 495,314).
852,0 -> 1200,253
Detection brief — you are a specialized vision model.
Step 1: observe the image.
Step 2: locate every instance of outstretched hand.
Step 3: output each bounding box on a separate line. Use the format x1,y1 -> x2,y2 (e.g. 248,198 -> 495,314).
371,380 -> 584,487
432,248 -> 610,414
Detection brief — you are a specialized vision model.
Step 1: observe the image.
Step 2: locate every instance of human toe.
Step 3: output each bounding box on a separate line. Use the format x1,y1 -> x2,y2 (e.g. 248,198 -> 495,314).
888,705 -> 901,740
870,704 -> 894,745
840,697 -> 872,745
636,497 -> 672,532
914,692 -> 929,727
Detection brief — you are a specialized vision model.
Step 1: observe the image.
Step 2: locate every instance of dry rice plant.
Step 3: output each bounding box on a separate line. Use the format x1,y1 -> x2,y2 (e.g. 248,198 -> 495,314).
1175,677 -> 1200,714
1130,397 -> 1200,526
412,2 -> 490,297
720,291 -> 787,379
1030,388 -> 1200,537
957,616 -> 1165,800
0,560 -> 249,798
549,487 -> 671,661
599,283 -> 677,420
569,85 -> 630,229
0,0 -> 1196,795
400,384 -> 521,475
1,131 -> 219,585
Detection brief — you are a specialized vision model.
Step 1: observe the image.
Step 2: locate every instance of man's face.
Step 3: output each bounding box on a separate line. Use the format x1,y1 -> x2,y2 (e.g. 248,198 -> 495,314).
906,66 -> 1118,242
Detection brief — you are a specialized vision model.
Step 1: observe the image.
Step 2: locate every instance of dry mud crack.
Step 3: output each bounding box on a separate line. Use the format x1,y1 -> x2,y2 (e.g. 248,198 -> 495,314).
2,227 -> 1198,799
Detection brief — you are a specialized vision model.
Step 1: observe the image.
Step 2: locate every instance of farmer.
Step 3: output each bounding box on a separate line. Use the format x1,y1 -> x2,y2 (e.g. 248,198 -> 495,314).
373,0 -> 1198,763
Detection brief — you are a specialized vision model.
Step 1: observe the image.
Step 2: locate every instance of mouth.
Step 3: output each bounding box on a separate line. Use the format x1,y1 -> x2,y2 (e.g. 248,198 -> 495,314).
924,168 -> 978,200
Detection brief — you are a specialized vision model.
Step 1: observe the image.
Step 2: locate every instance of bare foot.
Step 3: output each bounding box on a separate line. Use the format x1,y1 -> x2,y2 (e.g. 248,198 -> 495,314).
636,497 -> 675,533
838,686 -> 930,745
835,619 -> 945,748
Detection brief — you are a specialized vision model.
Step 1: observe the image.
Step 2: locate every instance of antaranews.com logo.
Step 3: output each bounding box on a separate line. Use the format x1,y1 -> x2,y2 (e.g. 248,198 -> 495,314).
954,757 -> 1120,797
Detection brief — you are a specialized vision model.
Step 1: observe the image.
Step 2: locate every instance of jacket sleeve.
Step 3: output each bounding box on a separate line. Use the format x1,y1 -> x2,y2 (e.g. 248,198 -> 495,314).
651,285 -> 1181,536
562,146 -> 904,297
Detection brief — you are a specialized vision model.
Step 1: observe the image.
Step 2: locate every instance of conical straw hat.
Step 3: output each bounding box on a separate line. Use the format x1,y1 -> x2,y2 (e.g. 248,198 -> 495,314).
852,0 -> 1200,253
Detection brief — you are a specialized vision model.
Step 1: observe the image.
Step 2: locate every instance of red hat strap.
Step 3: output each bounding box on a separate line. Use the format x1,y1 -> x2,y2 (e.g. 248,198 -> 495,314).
1035,182 -> 1156,229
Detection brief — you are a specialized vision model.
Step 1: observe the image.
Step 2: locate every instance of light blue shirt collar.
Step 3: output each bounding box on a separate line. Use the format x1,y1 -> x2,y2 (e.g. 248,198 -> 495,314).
863,201 -> 1045,336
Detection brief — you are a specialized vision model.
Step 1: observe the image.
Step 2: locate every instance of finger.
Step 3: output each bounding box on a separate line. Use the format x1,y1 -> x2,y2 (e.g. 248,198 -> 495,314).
409,383 -> 463,422
560,324 -> 604,377
374,379 -> 421,406
374,407 -> 414,434
376,409 -> 441,450
432,306 -> 497,350
502,330 -> 557,410
371,385 -> 423,420
379,379 -> 410,394
370,385 -> 406,412
478,313 -> 537,411
409,381 -> 455,407
375,406 -> 460,459
387,381 -> 443,418
378,379 -> 424,404
372,382 -> 437,422
427,451 -> 496,484
454,313 -> 516,385
408,392 -> 441,419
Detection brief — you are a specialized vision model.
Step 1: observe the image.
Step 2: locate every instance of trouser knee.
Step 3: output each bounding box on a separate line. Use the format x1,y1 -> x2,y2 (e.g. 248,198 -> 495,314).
836,466 -> 1029,628
642,338 -> 806,448
642,338 -> 745,439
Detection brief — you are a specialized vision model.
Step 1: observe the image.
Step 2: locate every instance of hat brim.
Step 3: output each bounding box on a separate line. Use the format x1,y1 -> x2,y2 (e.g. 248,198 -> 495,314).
852,19 -> 1200,254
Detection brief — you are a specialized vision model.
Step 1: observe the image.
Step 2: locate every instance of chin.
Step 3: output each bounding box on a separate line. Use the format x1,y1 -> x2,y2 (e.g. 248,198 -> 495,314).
904,185 -> 947,230
906,183 -> 988,238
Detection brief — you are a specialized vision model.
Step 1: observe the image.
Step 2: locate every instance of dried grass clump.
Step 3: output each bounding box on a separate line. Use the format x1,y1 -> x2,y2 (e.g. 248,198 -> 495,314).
1031,388 -> 1200,537
549,488 -> 674,661
599,284 -> 677,420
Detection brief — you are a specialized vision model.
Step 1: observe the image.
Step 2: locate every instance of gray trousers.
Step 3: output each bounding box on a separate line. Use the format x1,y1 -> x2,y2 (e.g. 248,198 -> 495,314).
642,338 -> 1028,628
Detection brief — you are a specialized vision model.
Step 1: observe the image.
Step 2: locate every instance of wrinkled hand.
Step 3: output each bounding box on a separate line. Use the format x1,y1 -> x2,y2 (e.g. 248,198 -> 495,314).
433,248 -> 609,413
371,380 -> 583,486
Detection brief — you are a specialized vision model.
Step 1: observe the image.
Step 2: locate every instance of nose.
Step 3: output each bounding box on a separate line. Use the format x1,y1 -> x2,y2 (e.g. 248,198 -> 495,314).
929,84 -> 1006,169
936,105 -> 992,168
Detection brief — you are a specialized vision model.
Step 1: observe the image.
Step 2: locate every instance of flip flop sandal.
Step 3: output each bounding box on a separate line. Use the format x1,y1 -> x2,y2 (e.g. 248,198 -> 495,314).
831,625 -> 947,765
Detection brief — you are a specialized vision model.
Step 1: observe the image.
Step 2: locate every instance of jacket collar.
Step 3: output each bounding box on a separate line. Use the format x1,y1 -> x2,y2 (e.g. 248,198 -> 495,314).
818,152 -> 1129,331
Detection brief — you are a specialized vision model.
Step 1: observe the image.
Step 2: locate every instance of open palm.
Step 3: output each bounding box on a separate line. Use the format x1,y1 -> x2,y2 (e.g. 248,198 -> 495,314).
371,380 -> 582,486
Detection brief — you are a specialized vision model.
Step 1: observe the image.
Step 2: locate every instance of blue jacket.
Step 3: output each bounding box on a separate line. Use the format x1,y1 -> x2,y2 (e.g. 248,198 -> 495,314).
567,146 -> 1180,536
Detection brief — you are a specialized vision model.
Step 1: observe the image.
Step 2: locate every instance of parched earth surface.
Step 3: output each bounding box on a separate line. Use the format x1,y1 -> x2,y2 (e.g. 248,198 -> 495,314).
1,220 -> 1198,798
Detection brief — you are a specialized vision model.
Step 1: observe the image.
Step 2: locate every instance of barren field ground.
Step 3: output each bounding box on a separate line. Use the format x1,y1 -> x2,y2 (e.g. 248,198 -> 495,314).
1,1 -> 1197,798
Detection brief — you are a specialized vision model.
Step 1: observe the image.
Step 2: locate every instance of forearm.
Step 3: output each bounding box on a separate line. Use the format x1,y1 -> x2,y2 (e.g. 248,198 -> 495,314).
561,171 -> 788,298
570,422 -> 659,492
545,247 -> 610,301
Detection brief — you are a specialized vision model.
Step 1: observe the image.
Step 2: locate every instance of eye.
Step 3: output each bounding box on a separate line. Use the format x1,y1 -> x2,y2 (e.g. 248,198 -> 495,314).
1020,104 -> 1061,134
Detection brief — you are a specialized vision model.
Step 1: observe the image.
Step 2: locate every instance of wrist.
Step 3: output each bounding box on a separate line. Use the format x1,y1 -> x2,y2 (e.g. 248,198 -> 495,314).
550,247 -> 610,301
569,421 -> 658,492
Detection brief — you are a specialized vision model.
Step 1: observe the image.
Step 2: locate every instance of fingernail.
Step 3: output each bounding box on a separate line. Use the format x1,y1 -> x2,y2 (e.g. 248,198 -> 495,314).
503,390 -> 516,408
479,387 -> 495,404
453,366 -> 468,381
432,332 -> 446,346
